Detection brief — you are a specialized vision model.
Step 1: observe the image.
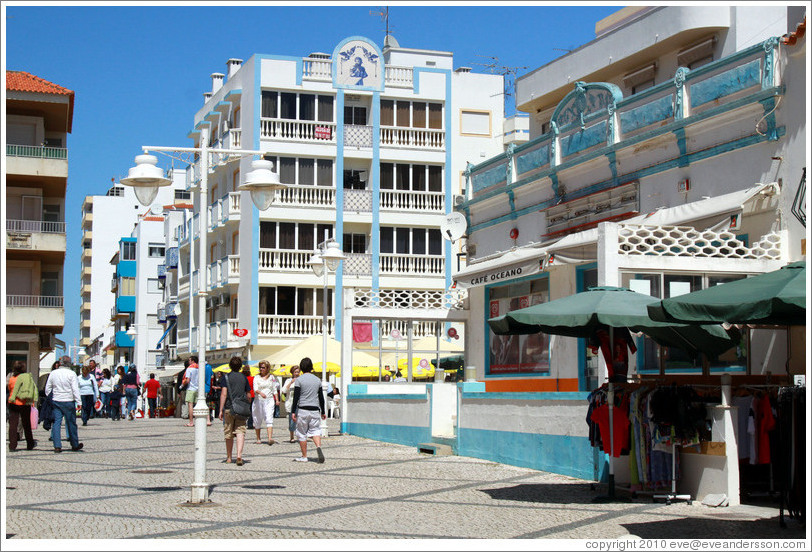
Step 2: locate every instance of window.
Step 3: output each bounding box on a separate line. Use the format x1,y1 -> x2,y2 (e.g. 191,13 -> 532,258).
428,166 -> 442,192
148,243 -> 165,258
260,221 -> 276,248
487,277 -> 550,375
41,272 -> 59,296
317,159 -> 333,187
382,162 -> 442,192
120,277 -> 136,296
147,278 -> 161,294
428,103 -> 442,129
428,229 -> 442,255
174,189 -> 191,200
300,94 -> 315,121
380,163 -> 394,190
42,204 -> 60,222
380,100 -> 394,126
343,170 -> 366,190
107,186 -> 125,197
261,91 -> 276,117
413,103 -> 426,128
298,224 -> 315,251
317,95 -> 334,122
280,157 -> 296,184
121,242 -> 136,260
396,101 -> 410,127
280,93 -> 297,119
344,105 -> 367,125
460,110 -> 491,135
279,223 -> 296,249
343,233 -> 366,253
396,228 -> 410,254
623,62 -> 657,95
299,159 -> 314,186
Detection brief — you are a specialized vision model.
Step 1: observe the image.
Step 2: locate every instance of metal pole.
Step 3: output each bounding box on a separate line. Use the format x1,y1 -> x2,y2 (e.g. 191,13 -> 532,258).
321,258 -> 329,437
190,126 -> 210,503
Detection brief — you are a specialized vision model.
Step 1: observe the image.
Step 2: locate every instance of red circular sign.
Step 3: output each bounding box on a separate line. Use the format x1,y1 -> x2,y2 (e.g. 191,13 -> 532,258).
233,328 -> 248,337
447,328 -> 458,339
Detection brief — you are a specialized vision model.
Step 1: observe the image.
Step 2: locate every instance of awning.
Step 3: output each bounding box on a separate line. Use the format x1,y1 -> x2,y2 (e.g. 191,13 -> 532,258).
546,182 -> 778,260
453,245 -> 546,288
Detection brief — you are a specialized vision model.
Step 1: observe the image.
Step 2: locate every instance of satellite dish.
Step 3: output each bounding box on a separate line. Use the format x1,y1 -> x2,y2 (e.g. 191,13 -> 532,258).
152,205 -> 164,216
440,212 -> 467,242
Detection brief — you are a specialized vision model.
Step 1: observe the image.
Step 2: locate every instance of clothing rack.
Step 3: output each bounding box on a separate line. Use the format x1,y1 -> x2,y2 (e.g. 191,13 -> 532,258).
653,426 -> 693,505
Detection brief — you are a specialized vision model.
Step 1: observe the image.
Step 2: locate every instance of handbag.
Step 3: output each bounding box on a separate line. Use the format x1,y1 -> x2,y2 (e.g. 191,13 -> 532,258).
224,373 -> 251,418
30,405 -> 39,427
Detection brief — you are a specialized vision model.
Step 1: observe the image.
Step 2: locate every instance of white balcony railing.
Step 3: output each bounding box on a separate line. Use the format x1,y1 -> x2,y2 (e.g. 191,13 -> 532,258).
344,253 -> 372,277
260,118 -> 336,144
226,192 -> 241,220
7,219 -> 66,234
344,124 -> 373,148
7,144 -> 68,160
258,315 -> 334,338
380,253 -> 444,276
343,189 -> 373,212
302,57 -> 332,81
384,66 -> 414,88
7,295 -> 64,307
380,126 -> 444,150
258,249 -> 312,272
380,190 -> 444,212
276,185 -> 336,208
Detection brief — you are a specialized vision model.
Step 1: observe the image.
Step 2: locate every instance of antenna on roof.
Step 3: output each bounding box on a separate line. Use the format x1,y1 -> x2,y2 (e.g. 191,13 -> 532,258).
473,55 -> 529,112
370,6 -> 394,42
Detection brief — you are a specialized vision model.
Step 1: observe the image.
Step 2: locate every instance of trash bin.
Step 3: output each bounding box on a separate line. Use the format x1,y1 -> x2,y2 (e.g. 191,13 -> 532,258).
464,365 -> 477,382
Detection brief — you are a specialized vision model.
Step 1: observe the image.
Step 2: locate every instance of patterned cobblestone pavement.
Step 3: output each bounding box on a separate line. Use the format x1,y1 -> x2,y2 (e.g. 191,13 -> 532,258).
4,416 -> 808,545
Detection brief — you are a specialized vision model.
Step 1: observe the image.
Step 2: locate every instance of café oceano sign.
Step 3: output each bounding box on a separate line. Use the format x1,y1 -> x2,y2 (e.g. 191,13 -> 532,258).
454,254 -> 545,288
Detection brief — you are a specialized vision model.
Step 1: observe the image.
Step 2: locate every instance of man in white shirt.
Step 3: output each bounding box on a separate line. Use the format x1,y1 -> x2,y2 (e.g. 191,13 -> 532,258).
44,357 -> 84,453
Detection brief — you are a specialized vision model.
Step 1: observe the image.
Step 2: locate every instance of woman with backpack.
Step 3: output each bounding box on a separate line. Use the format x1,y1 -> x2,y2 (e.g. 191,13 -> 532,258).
7,360 -> 39,451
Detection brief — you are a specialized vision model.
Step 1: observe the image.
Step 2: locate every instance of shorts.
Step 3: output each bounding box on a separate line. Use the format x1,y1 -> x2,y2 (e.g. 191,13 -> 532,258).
223,410 -> 247,439
294,409 -> 323,440
186,390 -> 198,404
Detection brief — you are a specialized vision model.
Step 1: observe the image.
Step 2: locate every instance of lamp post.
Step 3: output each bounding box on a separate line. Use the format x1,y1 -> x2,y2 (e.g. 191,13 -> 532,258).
309,238 -> 345,437
121,128 -> 286,503
65,345 -> 86,367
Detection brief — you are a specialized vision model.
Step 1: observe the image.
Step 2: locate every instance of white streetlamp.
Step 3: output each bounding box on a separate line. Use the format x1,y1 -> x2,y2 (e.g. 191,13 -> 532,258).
121,127 -> 286,504
309,238 -> 345,437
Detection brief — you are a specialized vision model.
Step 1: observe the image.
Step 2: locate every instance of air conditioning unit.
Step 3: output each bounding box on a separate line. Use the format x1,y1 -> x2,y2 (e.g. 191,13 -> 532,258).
219,293 -> 230,306
39,331 -> 54,349
453,195 -> 465,207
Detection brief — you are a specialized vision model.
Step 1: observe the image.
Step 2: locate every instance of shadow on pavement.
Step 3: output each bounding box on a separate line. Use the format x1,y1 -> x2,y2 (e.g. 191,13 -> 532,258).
481,482 -> 599,504
620,515 -> 806,540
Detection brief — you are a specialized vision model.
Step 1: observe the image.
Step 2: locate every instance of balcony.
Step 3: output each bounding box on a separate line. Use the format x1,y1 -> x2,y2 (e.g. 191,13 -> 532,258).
275,185 -> 336,208
380,126 -> 444,151
81,211 -> 93,228
166,247 -> 179,269
157,264 -> 167,279
380,190 -> 444,213
300,54 -> 413,89
81,248 -> 92,262
380,253 -> 445,276
6,295 -> 65,328
260,118 -> 336,145
258,249 -> 312,273
344,124 -> 373,148
258,315 -> 334,339
6,144 -> 68,178
111,277 -> 118,292
6,220 -> 67,252
81,284 -> 92,296
207,319 -> 243,350
178,273 -> 190,296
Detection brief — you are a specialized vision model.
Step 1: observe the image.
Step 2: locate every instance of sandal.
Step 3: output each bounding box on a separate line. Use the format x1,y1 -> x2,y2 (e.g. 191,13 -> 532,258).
184,423 -> 195,427
224,458 -> 232,463
236,458 -> 244,466
254,440 -> 262,444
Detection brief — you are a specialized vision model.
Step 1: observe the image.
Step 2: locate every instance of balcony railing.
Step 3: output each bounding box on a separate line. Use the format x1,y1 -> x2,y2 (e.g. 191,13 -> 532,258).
7,144 -> 68,160
344,253 -> 372,277
380,253 -> 445,276
276,185 -> 336,208
380,190 -> 444,212
258,248 -> 312,272
7,219 -> 66,234
344,124 -> 373,148
384,65 -> 414,88
258,315 -> 334,338
380,126 -> 445,150
260,118 -> 336,144
302,57 -> 332,81
7,295 -> 64,308
343,189 -> 373,212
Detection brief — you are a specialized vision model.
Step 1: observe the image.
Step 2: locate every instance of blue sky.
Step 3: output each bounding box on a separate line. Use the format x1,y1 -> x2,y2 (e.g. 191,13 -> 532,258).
3,2 -> 621,352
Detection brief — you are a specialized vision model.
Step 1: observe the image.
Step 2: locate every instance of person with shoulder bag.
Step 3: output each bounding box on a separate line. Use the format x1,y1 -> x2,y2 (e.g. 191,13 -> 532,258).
218,356 -> 251,466
8,361 -> 39,451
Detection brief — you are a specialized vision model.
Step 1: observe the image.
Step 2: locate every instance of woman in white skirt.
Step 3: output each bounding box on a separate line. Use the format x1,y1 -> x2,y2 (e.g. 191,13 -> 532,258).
252,361 -> 279,445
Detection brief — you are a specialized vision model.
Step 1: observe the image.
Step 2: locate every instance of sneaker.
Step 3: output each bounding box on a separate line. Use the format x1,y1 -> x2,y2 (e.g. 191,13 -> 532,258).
316,447 -> 325,464
71,443 -> 84,452
294,456 -> 309,462
53,448 -> 62,453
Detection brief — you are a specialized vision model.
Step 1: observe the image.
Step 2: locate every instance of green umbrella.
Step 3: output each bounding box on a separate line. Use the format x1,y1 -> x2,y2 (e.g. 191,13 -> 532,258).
489,286 -> 738,357
648,261 -> 806,326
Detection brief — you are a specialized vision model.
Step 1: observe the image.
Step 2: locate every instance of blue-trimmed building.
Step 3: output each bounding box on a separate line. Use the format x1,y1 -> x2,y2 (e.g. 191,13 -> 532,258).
170,35 -> 506,366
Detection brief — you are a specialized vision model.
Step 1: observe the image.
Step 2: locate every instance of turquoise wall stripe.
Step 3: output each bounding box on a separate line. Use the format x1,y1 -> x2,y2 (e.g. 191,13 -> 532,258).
457,427 -> 598,481
460,391 -> 589,401
335,89 -> 345,342
346,422 -> 430,447
372,91 -> 381,292
348,393 -> 428,401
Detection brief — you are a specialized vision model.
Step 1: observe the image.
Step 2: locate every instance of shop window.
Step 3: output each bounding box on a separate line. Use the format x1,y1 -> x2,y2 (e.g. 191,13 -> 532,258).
486,277 -> 550,375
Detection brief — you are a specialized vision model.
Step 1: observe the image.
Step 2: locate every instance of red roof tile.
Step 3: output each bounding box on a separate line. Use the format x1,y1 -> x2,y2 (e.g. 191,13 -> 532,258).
7,71 -> 74,95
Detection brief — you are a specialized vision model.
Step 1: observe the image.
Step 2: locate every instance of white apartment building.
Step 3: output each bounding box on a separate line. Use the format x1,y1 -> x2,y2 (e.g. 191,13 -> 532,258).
165,35 -> 505,365
80,176 -> 189,366
5,71 -> 74,382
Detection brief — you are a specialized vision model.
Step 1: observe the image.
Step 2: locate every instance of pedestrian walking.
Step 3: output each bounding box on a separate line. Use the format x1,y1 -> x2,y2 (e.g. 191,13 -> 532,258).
78,365 -> 99,426
218,356 -> 251,466
142,373 -> 162,418
182,356 -> 211,426
290,357 -> 326,463
108,383 -> 123,421
282,365 -> 301,442
44,357 -> 84,453
98,369 -> 112,418
112,366 -> 126,416
7,361 -> 38,452
122,366 -> 141,420
252,360 -> 279,445
242,364 -> 255,431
